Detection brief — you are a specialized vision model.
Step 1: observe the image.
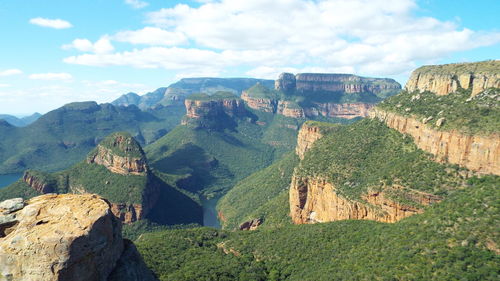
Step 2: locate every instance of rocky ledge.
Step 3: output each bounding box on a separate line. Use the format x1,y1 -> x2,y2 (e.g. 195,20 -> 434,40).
289,177 -> 441,224
369,108 -> 500,175
0,194 -> 157,281
405,60 -> 500,96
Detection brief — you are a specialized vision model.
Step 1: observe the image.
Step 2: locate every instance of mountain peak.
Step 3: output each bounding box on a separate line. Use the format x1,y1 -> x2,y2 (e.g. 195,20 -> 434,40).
87,132 -> 148,175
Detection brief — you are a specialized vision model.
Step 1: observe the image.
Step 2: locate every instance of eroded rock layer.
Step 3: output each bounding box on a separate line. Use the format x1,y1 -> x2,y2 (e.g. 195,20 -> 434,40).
0,194 -> 123,281
369,108 -> 500,175
405,60 -> 500,96
289,177 -> 440,224
88,146 -> 148,175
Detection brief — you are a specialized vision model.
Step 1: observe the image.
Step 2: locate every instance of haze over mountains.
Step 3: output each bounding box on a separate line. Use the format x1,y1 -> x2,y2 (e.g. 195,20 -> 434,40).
0,60 -> 499,280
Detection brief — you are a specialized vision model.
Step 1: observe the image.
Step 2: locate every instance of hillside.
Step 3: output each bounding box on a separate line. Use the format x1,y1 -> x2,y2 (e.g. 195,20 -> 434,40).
0,101 -> 183,174
0,112 -> 41,127
135,175 -> 499,280
0,132 -> 202,226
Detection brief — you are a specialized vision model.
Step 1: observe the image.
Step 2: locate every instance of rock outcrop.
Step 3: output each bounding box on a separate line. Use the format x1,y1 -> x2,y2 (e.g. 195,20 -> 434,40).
238,218 -> 262,231
0,194 -> 157,281
87,133 -> 149,175
369,108 -> 500,175
276,73 -> 401,95
295,122 -> 340,160
289,177 -> 441,224
405,60 -> 500,96
22,171 -> 56,193
184,99 -> 247,120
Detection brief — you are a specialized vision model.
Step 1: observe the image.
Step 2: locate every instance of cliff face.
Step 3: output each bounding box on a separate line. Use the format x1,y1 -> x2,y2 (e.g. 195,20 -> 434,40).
241,92 -> 374,119
405,60 -> 500,96
244,73 -> 399,119
22,171 -> 55,193
0,194 -> 156,281
275,72 -> 401,95
289,177 -> 440,224
87,145 -> 148,176
295,123 -> 325,160
369,108 -> 500,175
184,98 -> 247,120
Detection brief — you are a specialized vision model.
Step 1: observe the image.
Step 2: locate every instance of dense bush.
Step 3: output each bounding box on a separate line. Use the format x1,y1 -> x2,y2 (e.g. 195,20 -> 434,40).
377,88 -> 500,135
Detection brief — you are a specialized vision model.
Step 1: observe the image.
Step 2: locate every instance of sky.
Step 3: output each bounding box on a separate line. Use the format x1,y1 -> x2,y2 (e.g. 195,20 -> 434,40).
0,0 -> 498,115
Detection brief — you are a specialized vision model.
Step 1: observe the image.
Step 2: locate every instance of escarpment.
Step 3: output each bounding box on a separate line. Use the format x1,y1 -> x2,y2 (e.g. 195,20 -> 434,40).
369,108 -> 500,175
276,72 -> 401,95
182,92 -> 248,129
0,194 -> 156,281
243,73 -> 400,119
289,177 -> 440,224
405,60 -> 500,96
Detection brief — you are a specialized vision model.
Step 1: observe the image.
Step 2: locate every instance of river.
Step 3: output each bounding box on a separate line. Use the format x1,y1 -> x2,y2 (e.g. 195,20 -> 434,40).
0,173 -> 23,189
201,196 -> 221,228
0,172 -> 222,228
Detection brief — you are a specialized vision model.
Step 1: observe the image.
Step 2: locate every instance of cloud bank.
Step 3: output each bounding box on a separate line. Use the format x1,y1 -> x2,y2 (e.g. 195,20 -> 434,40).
64,0 -> 500,79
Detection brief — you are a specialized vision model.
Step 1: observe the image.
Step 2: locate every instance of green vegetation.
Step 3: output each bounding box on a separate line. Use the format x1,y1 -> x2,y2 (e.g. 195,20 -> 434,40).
0,132 -> 204,226
377,88 -> 500,135
412,60 -> 499,75
297,119 -> 467,203
0,102 -> 184,174
187,91 -> 240,101
217,152 -> 299,229
135,175 -> 500,280
95,131 -> 145,158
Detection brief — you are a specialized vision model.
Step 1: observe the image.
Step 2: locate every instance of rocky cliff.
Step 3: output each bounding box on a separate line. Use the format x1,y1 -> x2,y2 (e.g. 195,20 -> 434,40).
22,171 -> 56,193
275,72 -> 401,95
405,60 -> 500,96
289,177 -> 440,224
0,194 -> 156,281
87,132 -> 149,175
295,122 -> 338,160
243,73 -> 399,120
184,99 -> 246,120
369,108 -> 500,175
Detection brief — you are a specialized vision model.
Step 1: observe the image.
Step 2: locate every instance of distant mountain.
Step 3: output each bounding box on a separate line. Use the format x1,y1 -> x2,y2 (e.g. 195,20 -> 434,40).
112,78 -> 274,109
0,112 -> 41,127
0,101 -> 183,174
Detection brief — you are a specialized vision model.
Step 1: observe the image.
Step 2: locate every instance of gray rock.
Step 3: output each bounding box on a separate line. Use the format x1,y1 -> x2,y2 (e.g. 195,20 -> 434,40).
0,198 -> 24,214
0,214 -> 17,227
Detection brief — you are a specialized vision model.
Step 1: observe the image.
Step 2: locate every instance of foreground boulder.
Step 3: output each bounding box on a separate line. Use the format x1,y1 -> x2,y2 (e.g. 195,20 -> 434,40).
0,194 -> 157,281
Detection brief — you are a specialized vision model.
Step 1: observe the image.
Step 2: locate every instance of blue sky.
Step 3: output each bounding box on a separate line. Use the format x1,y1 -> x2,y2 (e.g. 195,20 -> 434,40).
0,0 -> 498,115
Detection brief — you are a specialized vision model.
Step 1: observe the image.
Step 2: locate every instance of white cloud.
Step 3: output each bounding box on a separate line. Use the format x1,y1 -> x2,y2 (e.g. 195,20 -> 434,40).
64,0 -> 500,78
29,17 -> 72,29
0,84 -> 11,88
114,27 -> 187,46
0,69 -> 23,76
62,37 -> 114,54
29,73 -> 73,80
125,0 -> 148,9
